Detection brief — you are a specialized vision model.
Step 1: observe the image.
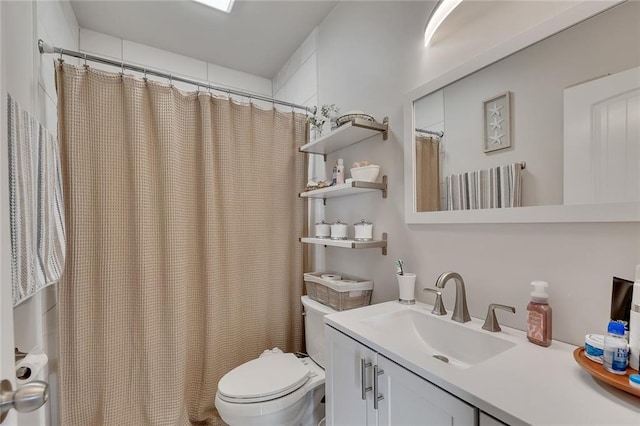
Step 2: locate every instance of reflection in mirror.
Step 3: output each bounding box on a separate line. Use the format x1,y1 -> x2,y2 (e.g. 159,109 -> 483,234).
413,1 -> 640,213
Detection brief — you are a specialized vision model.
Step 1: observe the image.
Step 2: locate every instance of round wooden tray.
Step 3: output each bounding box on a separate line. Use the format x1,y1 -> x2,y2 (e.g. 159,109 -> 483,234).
573,347 -> 640,398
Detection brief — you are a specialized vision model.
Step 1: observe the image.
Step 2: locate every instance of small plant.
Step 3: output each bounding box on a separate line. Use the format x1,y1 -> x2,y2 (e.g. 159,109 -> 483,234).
308,104 -> 339,136
320,104 -> 339,119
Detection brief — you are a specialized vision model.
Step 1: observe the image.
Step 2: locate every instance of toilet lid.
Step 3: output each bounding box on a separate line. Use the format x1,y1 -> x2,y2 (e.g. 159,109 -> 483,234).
217,353 -> 310,403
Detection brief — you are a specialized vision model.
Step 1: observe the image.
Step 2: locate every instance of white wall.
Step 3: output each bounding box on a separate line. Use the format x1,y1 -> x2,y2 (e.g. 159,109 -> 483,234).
2,1 -> 80,425
314,1 -> 640,346
272,28 -> 327,270
79,28 -> 272,100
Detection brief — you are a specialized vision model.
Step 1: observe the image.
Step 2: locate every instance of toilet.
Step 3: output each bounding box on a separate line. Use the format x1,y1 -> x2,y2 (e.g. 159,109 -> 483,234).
215,296 -> 336,425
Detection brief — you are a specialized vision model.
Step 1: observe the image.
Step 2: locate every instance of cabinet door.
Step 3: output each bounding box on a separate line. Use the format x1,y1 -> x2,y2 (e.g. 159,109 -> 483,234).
326,326 -> 378,426
376,354 -> 476,426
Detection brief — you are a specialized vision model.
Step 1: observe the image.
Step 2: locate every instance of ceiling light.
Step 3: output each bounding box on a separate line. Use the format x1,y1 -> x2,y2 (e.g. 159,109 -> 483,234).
424,0 -> 463,47
193,0 -> 235,13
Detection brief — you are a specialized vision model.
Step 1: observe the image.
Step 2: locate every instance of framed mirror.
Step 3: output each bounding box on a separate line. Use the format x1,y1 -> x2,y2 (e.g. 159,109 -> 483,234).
404,1 -> 640,224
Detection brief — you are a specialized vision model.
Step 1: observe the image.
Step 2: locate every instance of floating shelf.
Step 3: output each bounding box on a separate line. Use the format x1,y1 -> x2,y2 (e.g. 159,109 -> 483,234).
300,117 -> 389,157
300,176 -> 387,203
300,233 -> 387,255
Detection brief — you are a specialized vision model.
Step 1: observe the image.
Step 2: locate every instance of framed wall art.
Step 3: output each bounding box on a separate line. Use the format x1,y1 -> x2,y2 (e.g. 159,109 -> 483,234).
483,91 -> 511,153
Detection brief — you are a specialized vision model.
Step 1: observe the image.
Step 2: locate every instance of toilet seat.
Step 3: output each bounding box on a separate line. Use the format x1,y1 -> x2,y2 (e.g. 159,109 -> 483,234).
217,353 -> 310,403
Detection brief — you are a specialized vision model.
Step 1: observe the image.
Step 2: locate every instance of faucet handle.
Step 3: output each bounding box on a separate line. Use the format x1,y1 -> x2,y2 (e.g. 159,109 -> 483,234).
482,303 -> 516,332
423,288 -> 447,316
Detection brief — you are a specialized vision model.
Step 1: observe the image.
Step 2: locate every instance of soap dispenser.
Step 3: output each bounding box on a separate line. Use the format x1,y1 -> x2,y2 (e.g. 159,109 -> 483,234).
527,281 -> 552,347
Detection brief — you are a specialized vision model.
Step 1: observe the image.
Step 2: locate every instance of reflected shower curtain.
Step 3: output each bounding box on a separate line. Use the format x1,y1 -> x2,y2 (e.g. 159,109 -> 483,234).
56,62 -> 306,425
416,135 -> 440,212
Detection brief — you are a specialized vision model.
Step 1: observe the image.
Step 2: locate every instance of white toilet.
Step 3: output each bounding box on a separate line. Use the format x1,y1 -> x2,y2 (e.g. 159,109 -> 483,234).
215,296 -> 336,425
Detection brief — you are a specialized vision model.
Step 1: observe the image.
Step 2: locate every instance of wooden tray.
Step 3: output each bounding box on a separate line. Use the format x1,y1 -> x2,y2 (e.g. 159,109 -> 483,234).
573,347 -> 640,398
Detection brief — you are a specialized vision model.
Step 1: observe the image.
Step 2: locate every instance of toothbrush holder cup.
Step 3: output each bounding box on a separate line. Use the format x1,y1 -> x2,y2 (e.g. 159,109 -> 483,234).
397,273 -> 416,305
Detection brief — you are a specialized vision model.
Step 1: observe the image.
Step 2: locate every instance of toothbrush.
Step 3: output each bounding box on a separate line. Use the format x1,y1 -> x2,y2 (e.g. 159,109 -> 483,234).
396,259 -> 404,276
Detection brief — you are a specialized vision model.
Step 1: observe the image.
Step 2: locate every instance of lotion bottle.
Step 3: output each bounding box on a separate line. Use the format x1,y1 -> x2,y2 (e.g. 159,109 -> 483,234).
527,281 -> 552,347
629,303 -> 640,371
632,265 -> 640,306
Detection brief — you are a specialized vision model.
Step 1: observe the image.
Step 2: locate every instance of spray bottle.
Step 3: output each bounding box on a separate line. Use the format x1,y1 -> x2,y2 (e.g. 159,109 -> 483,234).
527,281 -> 552,347
336,158 -> 345,185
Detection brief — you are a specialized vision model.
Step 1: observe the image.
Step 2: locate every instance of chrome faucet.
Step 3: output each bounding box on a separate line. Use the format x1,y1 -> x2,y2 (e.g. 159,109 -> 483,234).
435,272 -> 471,323
422,288 -> 446,316
482,304 -> 516,332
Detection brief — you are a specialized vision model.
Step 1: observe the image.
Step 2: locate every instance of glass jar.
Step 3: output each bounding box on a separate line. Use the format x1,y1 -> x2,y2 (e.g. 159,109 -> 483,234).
354,219 -> 373,241
330,220 -> 348,240
314,220 -> 330,239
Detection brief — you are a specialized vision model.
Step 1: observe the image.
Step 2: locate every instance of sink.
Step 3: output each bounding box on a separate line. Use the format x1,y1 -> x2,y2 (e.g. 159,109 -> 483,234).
359,308 -> 516,369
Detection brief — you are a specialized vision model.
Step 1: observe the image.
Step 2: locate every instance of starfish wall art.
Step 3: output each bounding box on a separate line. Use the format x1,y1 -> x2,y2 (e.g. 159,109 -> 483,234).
483,92 -> 511,153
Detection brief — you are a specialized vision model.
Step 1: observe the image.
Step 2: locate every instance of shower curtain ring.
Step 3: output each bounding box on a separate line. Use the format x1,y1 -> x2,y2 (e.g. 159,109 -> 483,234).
143,69 -> 147,81
83,54 -> 87,67
169,74 -> 173,86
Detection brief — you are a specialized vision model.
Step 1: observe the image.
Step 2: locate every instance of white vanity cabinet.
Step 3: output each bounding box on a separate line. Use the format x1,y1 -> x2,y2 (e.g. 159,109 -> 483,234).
326,325 -> 476,426
326,323 -> 378,425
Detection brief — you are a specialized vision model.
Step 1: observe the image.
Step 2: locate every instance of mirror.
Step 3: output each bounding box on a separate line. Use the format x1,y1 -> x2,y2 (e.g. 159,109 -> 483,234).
404,1 -> 640,224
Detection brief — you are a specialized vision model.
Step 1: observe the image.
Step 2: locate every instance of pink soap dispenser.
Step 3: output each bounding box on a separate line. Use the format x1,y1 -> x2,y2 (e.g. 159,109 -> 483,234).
527,281 -> 552,347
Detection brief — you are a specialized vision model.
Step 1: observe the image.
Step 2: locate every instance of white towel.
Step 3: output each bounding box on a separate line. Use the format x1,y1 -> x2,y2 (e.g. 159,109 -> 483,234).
8,94 -> 66,306
445,162 -> 523,211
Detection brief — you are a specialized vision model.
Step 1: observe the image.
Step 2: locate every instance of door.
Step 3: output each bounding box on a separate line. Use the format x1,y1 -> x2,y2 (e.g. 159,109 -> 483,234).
376,354 -> 476,426
564,66 -> 640,205
1,0 -> 19,423
325,326 -> 377,426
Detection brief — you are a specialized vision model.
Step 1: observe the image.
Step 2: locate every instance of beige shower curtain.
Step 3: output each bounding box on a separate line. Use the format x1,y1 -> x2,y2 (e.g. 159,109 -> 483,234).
416,135 -> 441,212
56,62 -> 306,425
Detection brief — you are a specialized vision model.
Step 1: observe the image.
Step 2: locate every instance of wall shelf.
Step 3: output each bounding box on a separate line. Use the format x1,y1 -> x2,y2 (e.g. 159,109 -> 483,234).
300,233 -> 387,255
300,117 -> 389,157
300,176 -> 387,204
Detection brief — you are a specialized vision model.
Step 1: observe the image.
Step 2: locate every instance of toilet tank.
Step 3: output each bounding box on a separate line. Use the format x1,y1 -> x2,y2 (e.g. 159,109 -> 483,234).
301,296 -> 336,368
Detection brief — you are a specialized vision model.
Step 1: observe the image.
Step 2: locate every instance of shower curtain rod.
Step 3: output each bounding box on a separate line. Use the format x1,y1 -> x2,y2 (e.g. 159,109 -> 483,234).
415,128 -> 444,138
37,39 -> 317,115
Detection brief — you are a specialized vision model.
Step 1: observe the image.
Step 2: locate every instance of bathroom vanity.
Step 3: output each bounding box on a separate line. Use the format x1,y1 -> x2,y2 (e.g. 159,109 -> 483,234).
324,301 -> 640,425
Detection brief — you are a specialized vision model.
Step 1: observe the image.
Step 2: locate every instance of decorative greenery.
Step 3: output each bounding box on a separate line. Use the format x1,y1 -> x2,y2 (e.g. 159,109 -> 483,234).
308,104 -> 340,135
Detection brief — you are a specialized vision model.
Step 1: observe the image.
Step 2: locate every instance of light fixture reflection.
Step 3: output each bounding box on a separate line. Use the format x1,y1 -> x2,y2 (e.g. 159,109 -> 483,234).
193,0 -> 235,13
424,0 -> 463,47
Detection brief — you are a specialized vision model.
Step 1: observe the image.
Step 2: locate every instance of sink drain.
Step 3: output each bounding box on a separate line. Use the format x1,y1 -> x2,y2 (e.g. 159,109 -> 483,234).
433,354 -> 449,363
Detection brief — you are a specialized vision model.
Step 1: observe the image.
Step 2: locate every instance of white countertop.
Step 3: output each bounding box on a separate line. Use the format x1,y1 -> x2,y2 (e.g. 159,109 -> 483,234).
324,300 -> 640,425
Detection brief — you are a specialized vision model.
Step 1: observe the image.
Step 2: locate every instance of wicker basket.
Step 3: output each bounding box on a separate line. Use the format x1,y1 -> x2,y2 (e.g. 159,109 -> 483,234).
304,272 -> 373,311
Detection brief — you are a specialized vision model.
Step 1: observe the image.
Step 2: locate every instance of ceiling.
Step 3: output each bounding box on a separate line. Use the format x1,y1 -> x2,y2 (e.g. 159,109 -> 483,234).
70,0 -> 339,79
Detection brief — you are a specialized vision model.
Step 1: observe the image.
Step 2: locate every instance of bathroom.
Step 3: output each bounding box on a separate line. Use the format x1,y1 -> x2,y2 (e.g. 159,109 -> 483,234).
1,0 -> 639,425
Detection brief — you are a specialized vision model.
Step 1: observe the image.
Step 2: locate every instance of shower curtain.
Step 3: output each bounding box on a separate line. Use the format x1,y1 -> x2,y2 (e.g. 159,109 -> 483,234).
55,62 -> 306,425
415,135 -> 441,212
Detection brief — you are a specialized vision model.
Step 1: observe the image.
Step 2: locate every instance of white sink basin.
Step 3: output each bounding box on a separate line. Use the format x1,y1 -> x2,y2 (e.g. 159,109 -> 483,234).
359,308 -> 516,369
